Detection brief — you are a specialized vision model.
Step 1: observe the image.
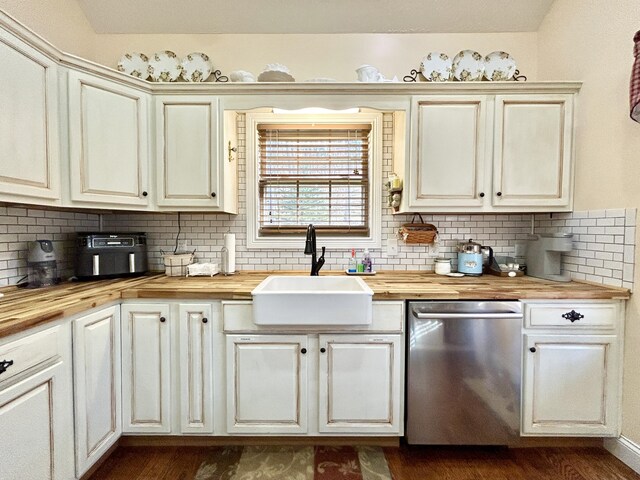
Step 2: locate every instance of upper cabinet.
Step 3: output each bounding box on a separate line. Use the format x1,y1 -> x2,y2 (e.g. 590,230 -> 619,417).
67,70 -> 151,208
0,26 -> 61,205
403,91 -> 576,213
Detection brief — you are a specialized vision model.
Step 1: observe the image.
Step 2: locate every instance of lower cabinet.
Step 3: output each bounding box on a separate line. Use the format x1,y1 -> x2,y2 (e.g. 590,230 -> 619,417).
73,306 -> 121,477
0,323 -> 74,480
121,303 -> 172,433
520,300 -> 623,437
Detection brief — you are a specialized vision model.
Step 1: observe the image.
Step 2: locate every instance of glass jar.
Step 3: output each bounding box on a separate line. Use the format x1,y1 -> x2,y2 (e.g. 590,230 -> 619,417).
434,258 -> 451,275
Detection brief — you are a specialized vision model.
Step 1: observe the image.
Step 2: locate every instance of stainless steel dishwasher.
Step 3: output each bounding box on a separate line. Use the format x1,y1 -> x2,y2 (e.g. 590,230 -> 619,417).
406,301 -> 522,445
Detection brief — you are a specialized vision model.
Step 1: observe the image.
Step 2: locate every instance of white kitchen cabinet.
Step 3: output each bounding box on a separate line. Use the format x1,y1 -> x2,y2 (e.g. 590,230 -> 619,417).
0,323 -> 74,480
155,97 -> 238,212
121,303 -> 171,433
318,334 -> 401,434
73,306 -> 121,477
493,94 -> 574,209
521,300 -> 622,437
408,95 -> 490,209
0,26 -> 61,204
403,90 -> 577,213
178,303 -> 214,434
68,70 -> 151,208
226,334 -> 308,434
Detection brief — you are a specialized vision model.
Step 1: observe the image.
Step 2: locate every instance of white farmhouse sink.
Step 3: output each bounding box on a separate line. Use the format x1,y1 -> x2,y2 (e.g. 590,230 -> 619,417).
251,275 -> 374,325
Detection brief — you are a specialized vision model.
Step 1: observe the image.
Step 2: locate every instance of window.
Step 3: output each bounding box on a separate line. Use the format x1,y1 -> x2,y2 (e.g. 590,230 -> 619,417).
246,112 -> 383,249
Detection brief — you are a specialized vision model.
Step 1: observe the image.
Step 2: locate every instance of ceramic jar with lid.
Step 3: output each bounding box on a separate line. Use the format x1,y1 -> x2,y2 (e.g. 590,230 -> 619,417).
434,258 -> 451,275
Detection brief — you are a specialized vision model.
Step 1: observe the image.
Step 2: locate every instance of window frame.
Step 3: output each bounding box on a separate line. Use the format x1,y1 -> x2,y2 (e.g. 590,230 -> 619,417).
246,112 -> 383,249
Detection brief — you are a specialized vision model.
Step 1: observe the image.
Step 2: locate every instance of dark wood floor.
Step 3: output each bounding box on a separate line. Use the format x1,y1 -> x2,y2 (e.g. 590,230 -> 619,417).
88,445 -> 640,480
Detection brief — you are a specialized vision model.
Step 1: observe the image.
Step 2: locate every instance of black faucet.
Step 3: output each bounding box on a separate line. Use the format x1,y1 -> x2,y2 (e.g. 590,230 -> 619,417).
304,224 -> 325,276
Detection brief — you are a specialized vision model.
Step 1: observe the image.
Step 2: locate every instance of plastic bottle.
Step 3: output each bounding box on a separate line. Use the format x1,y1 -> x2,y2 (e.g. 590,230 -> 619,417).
348,249 -> 357,273
363,248 -> 372,273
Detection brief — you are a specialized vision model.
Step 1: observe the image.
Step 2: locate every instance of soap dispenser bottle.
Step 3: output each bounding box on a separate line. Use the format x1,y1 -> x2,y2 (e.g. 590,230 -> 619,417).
348,249 -> 357,273
363,248 -> 373,273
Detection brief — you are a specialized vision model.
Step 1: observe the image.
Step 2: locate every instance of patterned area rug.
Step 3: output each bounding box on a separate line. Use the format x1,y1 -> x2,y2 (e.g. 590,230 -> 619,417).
194,446 -> 392,480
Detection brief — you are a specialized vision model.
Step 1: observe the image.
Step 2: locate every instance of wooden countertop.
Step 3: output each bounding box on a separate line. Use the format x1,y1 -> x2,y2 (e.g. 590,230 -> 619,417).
0,271 -> 630,340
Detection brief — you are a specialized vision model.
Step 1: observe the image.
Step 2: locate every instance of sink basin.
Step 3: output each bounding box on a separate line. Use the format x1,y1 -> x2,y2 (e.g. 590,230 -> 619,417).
251,275 -> 374,325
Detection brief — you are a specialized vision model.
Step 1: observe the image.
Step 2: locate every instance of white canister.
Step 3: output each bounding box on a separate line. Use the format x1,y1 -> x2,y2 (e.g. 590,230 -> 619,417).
434,258 -> 451,275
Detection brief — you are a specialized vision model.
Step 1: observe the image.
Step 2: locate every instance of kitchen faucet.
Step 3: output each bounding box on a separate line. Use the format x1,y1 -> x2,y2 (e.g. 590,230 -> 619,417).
304,224 -> 325,276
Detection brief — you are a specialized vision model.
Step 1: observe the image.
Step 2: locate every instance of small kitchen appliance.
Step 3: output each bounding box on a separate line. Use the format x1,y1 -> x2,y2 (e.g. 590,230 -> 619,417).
457,239 -> 491,275
526,233 -> 573,282
27,240 -> 59,288
75,232 -> 148,279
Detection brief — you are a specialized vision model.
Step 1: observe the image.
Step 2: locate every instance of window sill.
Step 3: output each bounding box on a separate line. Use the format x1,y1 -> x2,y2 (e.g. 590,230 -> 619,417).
246,235 -> 381,250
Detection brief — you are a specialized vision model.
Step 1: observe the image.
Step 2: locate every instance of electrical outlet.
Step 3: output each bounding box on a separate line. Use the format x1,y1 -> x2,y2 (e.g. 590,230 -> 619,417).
182,240 -> 188,252
387,238 -> 398,256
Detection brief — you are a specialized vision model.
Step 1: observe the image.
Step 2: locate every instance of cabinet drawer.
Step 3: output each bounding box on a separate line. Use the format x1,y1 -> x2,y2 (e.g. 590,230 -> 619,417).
523,302 -> 619,329
0,325 -> 63,386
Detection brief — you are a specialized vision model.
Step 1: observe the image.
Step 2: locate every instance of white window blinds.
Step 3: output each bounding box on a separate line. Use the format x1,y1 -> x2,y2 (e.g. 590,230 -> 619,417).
257,123 -> 371,235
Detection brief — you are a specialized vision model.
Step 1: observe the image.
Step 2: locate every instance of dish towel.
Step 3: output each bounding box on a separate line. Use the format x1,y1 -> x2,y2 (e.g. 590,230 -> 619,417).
631,30 -> 640,122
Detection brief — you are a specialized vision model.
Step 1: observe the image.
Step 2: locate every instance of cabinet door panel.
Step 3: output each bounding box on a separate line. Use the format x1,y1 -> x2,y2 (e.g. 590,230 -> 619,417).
73,306 -> 121,477
178,304 -> 213,433
493,95 -> 573,208
121,304 -> 171,433
0,29 -> 60,202
522,334 -> 618,436
318,334 -> 401,434
68,71 -> 149,206
409,96 -> 489,208
156,97 -> 220,208
226,334 -> 307,433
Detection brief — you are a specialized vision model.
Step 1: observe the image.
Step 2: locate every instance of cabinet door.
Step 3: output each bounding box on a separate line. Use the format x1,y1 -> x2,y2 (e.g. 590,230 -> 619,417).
493,94 -> 574,209
0,27 -> 60,203
522,334 -> 619,436
178,304 -> 213,434
409,95 -> 490,209
226,334 -> 308,434
156,96 -> 220,208
318,334 -> 401,434
0,326 -> 74,480
73,306 -> 121,477
121,304 -> 171,433
68,70 -> 150,207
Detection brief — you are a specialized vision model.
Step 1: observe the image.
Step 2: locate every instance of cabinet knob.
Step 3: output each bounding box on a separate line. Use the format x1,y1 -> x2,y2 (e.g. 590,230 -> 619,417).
202,317 -> 208,324
160,316 -> 166,323
479,192 -> 485,198
562,310 -> 584,322
496,192 -> 502,197
142,191 -> 148,197
211,192 -> 217,198
320,347 -> 326,353
529,347 -> 536,353
300,348 -> 307,354
0,359 -> 14,375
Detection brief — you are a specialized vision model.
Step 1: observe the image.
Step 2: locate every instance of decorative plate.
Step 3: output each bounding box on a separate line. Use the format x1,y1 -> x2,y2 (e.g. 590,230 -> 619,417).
181,52 -> 212,82
117,52 -> 149,79
148,51 -> 182,82
484,51 -> 516,81
452,50 -> 484,81
420,52 -> 452,82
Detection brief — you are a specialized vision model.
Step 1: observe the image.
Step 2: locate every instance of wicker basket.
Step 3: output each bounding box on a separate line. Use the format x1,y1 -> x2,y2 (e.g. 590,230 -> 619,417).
162,251 -> 195,277
400,214 -> 438,244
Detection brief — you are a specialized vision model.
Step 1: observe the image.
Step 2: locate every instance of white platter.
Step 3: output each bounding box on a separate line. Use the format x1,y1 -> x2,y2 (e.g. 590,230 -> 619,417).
452,50 -> 484,81
181,52 -> 212,82
258,70 -> 295,82
148,50 -> 182,82
446,272 -> 465,277
484,51 -> 517,81
420,52 -> 452,82
117,52 -> 149,79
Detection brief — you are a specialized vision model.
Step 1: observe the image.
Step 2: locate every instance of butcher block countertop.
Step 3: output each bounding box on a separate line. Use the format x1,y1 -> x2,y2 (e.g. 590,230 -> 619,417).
0,270 -> 630,339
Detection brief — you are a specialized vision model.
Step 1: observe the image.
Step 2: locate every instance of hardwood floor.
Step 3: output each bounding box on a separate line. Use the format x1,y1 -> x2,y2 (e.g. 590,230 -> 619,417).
88,445 -> 640,480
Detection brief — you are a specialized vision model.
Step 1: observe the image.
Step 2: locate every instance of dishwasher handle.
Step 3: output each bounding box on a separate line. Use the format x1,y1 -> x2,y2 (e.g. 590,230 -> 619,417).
412,311 -> 523,320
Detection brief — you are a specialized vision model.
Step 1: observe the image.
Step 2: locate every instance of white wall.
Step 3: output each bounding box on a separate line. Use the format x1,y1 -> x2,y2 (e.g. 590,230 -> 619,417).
537,0 -> 640,446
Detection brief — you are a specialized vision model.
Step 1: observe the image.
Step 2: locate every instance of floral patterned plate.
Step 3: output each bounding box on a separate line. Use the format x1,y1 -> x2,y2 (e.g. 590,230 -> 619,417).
484,51 -> 516,81
117,52 -> 149,79
148,51 -> 182,82
420,52 -> 452,82
181,52 -> 212,82
452,50 -> 484,81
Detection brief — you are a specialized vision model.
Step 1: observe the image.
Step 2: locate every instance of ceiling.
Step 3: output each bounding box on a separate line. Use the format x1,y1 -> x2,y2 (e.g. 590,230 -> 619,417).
75,0 -> 556,34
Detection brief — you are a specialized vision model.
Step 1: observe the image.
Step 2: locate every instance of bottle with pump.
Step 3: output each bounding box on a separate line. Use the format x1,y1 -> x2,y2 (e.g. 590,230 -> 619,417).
348,249 -> 357,273
363,248 -> 373,273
